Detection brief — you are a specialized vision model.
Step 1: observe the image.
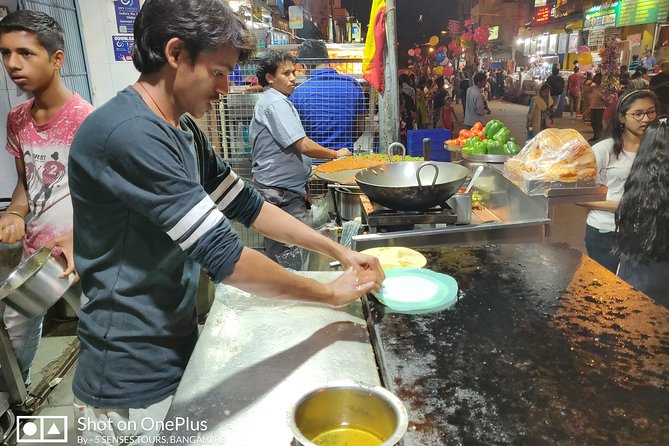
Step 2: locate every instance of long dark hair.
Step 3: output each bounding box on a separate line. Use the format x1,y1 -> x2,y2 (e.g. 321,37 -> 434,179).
132,0 -> 256,74
606,89 -> 659,159
615,116 -> 669,263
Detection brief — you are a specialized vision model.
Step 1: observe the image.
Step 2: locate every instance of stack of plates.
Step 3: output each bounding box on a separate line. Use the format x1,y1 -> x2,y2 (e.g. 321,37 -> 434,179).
372,267 -> 458,313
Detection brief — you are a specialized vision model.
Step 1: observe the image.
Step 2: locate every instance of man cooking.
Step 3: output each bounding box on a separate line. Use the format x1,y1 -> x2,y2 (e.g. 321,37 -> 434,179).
68,1 -> 383,443
251,49 -> 350,262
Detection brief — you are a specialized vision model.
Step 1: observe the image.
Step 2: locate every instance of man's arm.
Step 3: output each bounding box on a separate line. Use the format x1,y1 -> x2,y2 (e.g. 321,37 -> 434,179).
293,137 -> 350,159
575,201 -> 618,212
0,158 -> 29,244
474,92 -> 486,117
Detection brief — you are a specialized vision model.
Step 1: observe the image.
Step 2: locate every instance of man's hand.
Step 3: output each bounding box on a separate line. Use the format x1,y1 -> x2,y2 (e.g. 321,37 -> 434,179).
0,213 -> 26,244
335,148 -> 351,158
337,249 -> 385,285
46,231 -> 78,282
325,266 -> 382,307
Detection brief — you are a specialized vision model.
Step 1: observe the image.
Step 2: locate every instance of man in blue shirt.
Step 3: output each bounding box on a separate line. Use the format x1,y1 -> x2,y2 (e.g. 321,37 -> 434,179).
290,39 -> 366,163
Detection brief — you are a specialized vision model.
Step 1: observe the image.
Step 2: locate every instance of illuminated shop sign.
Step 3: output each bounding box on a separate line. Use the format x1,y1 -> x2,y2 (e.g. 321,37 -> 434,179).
583,2 -> 618,29
535,6 -> 551,23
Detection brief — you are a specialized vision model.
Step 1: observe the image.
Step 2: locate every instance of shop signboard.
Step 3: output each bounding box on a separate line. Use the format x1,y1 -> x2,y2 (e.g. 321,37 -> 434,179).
588,29 -> 606,49
534,0 -> 547,6
583,2 -> 618,30
535,6 -> 551,23
489,26 -> 499,40
113,0 -> 140,34
558,33 -> 568,54
549,34 -> 558,53
568,33 -> 578,53
616,0 -> 669,27
288,5 -> 304,29
112,35 -> 134,61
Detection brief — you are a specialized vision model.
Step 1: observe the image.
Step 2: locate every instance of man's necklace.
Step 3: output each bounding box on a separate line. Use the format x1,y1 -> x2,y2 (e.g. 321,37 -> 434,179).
136,82 -> 176,126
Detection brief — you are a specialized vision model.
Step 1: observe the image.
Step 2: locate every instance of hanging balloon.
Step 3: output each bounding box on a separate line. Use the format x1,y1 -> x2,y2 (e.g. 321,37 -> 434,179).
577,52 -> 593,65
474,26 -> 490,46
437,45 -> 448,54
435,51 -> 446,64
439,57 -> 449,66
578,45 -> 590,54
429,35 -> 440,47
435,65 -> 444,75
443,65 -> 454,78
414,47 -> 421,56
462,31 -> 474,41
408,49 -> 415,56
448,41 -> 458,52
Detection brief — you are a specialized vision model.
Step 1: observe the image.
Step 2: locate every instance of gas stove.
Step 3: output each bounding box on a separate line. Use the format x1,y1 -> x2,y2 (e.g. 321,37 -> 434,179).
359,194 -> 457,233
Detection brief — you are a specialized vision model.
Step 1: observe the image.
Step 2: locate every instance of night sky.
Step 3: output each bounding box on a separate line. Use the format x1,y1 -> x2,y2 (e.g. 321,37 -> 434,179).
342,0 -> 461,65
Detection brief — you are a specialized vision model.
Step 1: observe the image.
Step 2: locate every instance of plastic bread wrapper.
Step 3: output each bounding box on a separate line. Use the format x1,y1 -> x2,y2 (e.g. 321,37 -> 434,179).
504,128 -> 597,196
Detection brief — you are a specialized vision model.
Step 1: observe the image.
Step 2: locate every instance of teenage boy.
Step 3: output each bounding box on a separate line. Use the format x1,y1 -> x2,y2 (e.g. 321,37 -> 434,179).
68,1 -> 382,442
0,10 -> 93,387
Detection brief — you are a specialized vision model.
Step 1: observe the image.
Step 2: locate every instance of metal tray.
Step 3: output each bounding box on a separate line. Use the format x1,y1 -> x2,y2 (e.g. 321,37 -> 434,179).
461,152 -> 511,163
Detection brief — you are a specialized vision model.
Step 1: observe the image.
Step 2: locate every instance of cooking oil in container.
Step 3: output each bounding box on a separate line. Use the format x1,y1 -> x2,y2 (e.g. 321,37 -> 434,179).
311,426 -> 383,446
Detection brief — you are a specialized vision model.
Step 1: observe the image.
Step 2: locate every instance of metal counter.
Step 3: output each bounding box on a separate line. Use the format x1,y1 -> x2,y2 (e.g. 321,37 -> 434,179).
352,164 -> 550,250
366,244 -> 669,445
163,272 -> 381,445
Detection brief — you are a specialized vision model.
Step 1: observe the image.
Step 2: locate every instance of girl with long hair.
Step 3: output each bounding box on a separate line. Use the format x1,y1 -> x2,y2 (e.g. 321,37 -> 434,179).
579,89 -> 659,272
615,116 -> 669,305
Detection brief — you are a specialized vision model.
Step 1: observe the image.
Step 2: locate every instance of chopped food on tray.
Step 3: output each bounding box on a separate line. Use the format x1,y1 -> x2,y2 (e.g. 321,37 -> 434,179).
314,154 -> 423,174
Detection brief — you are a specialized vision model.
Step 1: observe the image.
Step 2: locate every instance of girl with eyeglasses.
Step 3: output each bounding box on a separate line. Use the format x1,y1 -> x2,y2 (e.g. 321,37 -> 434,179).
578,89 -> 659,273
615,116 -> 669,306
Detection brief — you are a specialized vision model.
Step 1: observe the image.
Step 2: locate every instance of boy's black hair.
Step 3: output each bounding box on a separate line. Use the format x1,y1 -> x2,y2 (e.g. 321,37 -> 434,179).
132,0 -> 256,74
297,39 -> 328,59
0,10 -> 64,56
256,50 -> 295,87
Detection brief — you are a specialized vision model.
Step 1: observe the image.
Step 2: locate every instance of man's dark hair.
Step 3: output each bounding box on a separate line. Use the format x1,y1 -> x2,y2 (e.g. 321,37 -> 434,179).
256,50 -> 295,87
573,66 -> 579,73
473,72 -> 486,86
132,0 -> 256,74
0,10 -> 64,56
552,65 -> 559,75
297,39 -> 328,59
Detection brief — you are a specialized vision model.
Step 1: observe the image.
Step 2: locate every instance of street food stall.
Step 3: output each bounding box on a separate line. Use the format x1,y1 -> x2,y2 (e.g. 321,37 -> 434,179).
163,244 -> 669,444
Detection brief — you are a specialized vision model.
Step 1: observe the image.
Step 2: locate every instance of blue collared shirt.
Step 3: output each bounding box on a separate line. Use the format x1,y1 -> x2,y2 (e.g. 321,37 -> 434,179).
290,68 -> 366,154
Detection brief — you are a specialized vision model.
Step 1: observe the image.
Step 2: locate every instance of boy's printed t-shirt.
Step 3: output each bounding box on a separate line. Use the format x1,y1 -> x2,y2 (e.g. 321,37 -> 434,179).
6,93 -> 94,256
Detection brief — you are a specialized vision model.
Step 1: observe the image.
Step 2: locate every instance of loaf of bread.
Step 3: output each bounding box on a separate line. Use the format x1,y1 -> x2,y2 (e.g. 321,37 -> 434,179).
505,128 -> 596,182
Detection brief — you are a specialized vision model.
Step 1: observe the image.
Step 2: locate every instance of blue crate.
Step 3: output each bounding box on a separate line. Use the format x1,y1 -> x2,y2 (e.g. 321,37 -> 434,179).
407,129 -> 452,161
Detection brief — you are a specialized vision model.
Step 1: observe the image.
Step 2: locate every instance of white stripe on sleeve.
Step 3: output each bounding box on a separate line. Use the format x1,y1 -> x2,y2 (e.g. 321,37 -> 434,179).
209,170 -> 239,203
179,210 -> 225,250
217,180 -> 245,211
167,196 -> 216,241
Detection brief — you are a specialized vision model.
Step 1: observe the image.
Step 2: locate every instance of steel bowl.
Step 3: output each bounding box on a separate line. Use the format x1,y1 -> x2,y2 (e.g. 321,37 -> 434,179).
0,248 -> 75,318
290,381 -> 408,446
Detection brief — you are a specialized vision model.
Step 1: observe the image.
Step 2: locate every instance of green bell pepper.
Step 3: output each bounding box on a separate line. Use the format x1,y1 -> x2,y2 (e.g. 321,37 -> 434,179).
504,141 -> 521,155
471,140 -> 487,154
484,120 -> 503,139
487,140 -> 505,155
461,145 -> 474,154
492,127 -> 511,145
468,136 -> 482,147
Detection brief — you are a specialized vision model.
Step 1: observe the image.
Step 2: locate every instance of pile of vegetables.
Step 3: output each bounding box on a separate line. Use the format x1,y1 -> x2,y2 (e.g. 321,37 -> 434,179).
446,120 -> 521,156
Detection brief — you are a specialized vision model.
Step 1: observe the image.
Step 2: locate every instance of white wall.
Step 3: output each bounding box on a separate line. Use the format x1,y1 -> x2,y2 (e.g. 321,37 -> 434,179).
0,1 -> 26,201
77,0 -> 142,107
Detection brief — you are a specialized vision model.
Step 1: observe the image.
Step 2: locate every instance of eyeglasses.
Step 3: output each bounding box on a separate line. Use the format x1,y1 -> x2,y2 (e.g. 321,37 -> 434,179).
625,109 -> 657,121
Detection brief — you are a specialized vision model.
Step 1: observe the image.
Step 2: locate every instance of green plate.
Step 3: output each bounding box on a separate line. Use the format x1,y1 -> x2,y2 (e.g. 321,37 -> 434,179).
372,268 -> 458,313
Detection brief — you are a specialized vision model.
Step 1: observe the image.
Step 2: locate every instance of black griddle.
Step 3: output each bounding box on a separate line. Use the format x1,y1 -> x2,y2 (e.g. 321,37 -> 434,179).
364,243 -> 669,445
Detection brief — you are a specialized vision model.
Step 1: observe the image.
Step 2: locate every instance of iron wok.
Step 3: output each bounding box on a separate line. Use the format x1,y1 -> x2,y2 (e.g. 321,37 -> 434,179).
354,161 -> 469,211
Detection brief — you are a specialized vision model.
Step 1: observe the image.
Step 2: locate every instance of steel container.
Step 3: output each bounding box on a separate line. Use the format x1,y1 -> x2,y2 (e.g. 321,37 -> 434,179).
290,381 -> 408,446
0,248 -> 76,318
